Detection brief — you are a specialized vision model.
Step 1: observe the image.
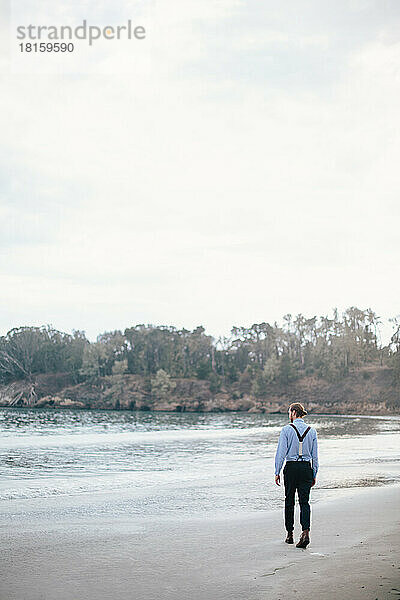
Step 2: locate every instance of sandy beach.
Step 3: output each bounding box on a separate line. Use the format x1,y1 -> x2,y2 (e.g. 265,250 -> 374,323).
0,482 -> 399,600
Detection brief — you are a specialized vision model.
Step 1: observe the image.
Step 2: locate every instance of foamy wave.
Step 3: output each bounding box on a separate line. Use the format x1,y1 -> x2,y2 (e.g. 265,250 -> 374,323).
0,425 -> 281,449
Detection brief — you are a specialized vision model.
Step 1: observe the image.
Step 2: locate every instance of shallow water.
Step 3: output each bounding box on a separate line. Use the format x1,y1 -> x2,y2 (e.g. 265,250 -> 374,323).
0,408 -> 399,520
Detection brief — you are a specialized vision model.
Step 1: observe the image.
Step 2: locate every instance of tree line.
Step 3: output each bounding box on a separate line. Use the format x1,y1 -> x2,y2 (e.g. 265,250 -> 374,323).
0,307 -> 399,393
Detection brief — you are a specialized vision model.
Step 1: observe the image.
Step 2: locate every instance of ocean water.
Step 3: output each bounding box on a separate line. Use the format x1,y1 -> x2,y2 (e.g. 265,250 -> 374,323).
0,408 -> 399,521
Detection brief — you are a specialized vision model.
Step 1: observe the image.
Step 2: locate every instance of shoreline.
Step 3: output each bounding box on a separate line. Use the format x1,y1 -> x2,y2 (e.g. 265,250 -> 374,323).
1,482 -> 399,599
1,365 -> 398,416
1,405 -> 400,417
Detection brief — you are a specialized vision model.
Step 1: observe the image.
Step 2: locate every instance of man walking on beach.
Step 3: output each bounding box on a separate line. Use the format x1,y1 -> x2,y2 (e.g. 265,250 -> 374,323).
274,403 -> 319,548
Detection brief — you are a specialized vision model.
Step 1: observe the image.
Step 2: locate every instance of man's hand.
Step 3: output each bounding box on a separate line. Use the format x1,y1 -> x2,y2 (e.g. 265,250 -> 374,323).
311,478 -> 316,487
275,475 -> 280,486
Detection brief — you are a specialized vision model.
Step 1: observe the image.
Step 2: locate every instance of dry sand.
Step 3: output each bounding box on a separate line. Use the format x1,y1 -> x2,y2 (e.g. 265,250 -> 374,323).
0,483 -> 399,600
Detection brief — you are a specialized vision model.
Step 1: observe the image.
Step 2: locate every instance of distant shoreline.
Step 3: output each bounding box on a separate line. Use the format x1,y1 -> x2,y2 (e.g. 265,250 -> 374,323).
1,365 -> 399,415
1,406 -> 400,419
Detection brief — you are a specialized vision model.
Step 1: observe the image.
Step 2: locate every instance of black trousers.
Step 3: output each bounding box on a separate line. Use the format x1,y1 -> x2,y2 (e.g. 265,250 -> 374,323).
283,460 -> 314,532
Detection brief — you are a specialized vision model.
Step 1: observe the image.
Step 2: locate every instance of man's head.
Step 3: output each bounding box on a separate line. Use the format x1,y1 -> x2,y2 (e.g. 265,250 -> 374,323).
288,402 -> 307,422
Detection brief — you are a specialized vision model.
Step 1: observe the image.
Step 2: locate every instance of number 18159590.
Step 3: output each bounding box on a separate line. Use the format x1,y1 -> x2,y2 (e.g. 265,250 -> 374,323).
19,42 -> 74,52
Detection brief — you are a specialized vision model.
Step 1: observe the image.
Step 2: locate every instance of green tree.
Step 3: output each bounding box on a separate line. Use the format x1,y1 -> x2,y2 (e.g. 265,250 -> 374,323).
278,355 -> 296,385
112,359 -> 128,375
151,369 -> 176,401
263,356 -> 280,383
251,369 -> 266,398
79,342 -> 108,378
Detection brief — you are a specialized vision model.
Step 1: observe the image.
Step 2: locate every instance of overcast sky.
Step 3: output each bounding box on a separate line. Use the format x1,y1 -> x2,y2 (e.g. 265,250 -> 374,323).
0,0 -> 399,343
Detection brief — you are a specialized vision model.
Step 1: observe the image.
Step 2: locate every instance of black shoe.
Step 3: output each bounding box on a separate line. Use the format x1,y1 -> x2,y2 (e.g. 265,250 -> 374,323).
296,530 -> 310,548
285,532 -> 294,544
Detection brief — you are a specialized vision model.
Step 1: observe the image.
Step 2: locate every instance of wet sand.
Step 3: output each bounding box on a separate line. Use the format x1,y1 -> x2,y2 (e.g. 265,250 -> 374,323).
0,483 -> 399,600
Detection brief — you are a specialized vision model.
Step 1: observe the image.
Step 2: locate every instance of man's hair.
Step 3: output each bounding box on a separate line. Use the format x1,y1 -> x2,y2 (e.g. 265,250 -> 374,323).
289,402 -> 308,417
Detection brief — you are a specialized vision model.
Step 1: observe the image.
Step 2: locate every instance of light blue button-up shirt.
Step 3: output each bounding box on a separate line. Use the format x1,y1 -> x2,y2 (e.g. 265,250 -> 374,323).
274,417 -> 319,478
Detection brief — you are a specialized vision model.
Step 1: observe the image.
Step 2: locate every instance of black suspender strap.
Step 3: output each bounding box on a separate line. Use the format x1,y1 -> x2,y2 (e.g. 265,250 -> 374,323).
289,424 -> 311,460
289,424 -> 311,441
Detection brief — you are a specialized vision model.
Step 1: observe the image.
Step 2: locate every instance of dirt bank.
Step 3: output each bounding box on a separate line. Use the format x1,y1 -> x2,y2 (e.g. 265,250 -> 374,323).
0,365 -> 398,414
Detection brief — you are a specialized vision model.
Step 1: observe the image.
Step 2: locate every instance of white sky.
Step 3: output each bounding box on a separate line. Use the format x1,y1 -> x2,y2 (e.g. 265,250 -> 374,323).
0,0 -> 399,343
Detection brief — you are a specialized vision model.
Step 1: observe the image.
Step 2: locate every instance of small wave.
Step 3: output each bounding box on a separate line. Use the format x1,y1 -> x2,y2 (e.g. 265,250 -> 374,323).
0,425 -> 280,450
317,475 -> 400,489
0,486 -> 93,501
